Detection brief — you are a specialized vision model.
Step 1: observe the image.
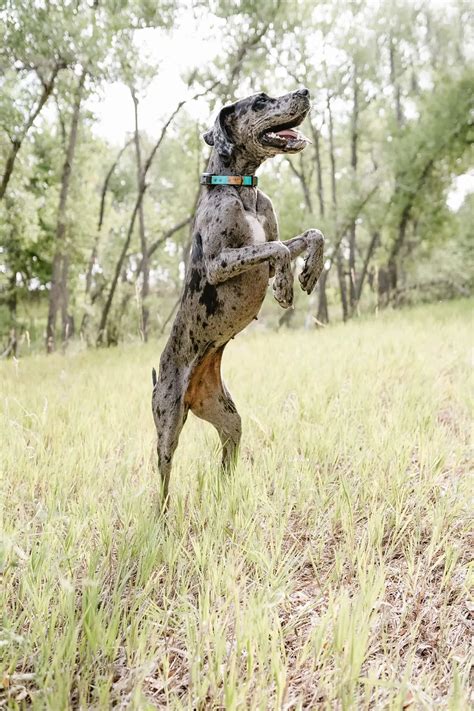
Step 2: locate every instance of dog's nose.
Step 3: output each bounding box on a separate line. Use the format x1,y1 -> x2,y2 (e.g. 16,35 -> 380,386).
297,88 -> 310,98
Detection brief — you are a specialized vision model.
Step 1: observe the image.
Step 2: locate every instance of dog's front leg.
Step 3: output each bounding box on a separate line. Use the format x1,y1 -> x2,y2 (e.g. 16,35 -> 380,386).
205,242 -> 294,308
282,229 -> 325,295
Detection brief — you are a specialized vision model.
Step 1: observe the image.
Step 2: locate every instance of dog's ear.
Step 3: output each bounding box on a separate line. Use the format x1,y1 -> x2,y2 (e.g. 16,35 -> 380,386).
203,104 -> 236,162
203,129 -> 214,146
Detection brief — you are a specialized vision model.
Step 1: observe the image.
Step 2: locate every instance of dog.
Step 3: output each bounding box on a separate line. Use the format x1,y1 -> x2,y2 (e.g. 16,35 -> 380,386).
152,88 -> 324,508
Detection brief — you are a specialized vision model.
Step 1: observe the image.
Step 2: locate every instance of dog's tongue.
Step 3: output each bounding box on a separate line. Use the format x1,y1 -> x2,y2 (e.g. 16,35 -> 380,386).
276,128 -> 299,139
274,127 -> 311,144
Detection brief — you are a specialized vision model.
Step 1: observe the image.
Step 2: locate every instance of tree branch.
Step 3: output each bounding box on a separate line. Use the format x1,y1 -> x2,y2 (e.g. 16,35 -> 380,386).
0,62 -> 64,200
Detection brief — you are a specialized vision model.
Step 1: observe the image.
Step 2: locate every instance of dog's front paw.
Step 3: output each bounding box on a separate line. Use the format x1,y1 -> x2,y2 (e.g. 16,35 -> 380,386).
273,270 -> 294,309
299,232 -> 324,294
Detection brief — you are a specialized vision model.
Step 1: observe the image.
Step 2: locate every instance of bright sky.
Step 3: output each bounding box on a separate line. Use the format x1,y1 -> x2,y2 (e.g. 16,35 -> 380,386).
88,15 -> 221,144
447,171 -> 474,211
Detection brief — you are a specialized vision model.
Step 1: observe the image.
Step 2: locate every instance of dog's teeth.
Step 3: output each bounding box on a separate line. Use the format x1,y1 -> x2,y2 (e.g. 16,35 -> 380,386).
263,128 -> 311,146
265,131 -> 285,141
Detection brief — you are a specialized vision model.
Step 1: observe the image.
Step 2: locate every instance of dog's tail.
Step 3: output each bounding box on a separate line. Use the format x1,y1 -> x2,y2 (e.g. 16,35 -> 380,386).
152,367 -> 157,387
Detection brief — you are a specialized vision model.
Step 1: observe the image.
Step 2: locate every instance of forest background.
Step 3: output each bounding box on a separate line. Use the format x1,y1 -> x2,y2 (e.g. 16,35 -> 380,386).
0,0 -> 472,356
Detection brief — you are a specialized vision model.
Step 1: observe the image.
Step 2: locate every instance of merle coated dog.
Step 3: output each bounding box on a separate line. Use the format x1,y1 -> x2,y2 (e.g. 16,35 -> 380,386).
152,88 -> 324,507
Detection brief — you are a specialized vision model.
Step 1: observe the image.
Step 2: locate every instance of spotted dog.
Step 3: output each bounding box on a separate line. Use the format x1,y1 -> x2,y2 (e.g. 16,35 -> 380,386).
152,88 -> 324,508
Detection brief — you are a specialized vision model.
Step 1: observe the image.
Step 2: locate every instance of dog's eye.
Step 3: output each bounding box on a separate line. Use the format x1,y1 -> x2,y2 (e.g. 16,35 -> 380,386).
253,95 -> 268,110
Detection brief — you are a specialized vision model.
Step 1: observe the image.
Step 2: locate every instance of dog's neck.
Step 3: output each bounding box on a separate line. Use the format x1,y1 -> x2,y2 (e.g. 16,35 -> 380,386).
205,150 -> 265,212
207,149 -> 263,177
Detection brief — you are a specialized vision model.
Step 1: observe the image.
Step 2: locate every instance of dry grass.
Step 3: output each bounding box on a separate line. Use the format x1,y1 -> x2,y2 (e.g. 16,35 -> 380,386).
0,300 -> 473,709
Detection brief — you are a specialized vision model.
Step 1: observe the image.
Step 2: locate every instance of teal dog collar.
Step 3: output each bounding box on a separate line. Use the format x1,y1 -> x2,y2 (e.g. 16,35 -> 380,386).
200,173 -> 258,187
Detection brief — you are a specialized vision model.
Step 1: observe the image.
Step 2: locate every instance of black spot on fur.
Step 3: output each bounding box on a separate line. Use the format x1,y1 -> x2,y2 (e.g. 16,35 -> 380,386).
199,282 -> 220,317
192,233 -> 203,260
187,269 -> 201,296
219,394 -> 237,414
225,399 -> 237,414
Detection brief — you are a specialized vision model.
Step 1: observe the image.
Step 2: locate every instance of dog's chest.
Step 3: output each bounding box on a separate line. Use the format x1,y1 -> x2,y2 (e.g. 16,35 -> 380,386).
245,214 -> 267,244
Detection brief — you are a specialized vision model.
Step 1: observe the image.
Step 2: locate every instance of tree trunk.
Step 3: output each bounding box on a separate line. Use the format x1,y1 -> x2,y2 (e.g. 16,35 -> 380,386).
386,213 -> 408,299
327,90 -> 348,321
336,247 -> 349,322
348,222 -> 357,310
80,138 -> 133,339
355,231 -> 379,304
286,154 -> 322,326
46,68 -> 86,353
0,63 -> 63,201
60,254 -> 74,347
348,61 -> 359,313
85,138 -> 133,297
286,156 -> 313,214
2,272 -> 18,358
96,189 -> 146,345
159,296 -> 181,335
389,34 -> 403,127
131,87 -> 149,342
316,269 -> 329,324
307,116 -> 327,320
327,93 -> 337,214
308,117 -> 324,218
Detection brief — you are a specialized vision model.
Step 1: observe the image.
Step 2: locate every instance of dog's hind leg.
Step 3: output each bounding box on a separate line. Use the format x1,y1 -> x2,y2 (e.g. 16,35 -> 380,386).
195,390 -> 241,470
185,347 -> 242,471
152,363 -> 188,510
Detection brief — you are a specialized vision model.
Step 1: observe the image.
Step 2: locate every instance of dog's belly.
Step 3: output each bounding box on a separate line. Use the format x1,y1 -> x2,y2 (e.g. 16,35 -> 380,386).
218,264 -> 269,334
180,263 -> 268,348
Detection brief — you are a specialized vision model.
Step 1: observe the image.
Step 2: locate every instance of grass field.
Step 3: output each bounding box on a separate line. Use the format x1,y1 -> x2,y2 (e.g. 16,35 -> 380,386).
1,301 -> 472,709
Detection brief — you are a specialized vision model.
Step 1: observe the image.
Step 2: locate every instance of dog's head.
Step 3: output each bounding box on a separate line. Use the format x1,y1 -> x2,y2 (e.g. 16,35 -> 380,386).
203,89 -> 311,166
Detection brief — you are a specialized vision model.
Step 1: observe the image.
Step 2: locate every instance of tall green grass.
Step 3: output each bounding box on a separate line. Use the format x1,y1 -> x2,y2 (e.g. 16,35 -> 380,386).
1,300 -> 472,709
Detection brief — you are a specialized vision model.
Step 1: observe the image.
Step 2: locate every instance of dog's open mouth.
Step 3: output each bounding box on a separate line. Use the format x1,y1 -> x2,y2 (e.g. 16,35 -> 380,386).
260,115 -> 310,152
